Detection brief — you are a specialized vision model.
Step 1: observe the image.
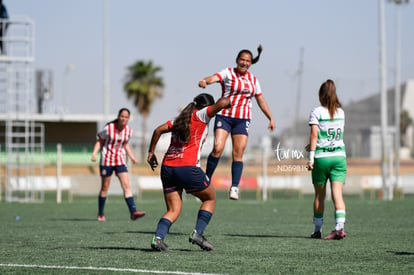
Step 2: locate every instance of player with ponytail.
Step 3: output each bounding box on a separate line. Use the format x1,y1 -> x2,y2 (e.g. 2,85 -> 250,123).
147,93 -> 231,251
198,44 -> 275,200
307,79 -> 347,240
91,108 -> 146,222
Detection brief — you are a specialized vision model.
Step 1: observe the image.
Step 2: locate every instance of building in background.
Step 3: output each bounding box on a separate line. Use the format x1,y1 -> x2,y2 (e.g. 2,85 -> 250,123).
279,80 -> 414,159
344,80 -> 414,159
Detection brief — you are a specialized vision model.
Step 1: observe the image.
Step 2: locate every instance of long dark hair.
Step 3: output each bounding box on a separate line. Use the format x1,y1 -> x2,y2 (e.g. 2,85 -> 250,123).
236,44 -> 262,65
107,108 -> 130,125
172,93 -> 215,143
318,79 -> 342,120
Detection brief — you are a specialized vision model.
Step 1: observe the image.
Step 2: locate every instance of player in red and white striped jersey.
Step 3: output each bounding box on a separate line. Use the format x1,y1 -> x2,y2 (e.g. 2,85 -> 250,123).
147,94 -> 231,251
198,45 -> 275,200
91,108 -> 146,222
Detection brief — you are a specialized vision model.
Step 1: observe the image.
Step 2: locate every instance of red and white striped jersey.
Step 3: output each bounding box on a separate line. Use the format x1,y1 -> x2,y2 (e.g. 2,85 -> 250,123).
215,67 -> 262,119
162,106 -> 212,167
97,123 -> 132,166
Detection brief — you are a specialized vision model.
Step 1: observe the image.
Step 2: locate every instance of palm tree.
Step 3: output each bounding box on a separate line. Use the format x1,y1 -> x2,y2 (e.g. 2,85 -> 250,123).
124,60 -> 164,161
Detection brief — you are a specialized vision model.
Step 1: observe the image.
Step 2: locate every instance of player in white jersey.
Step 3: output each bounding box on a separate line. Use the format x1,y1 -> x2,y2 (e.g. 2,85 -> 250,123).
306,79 -> 347,240
147,94 -> 231,252
91,108 -> 146,222
198,45 -> 275,200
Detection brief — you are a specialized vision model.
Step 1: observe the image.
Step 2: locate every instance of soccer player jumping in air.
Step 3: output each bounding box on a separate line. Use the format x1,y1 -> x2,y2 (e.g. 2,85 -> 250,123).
198,45 -> 275,200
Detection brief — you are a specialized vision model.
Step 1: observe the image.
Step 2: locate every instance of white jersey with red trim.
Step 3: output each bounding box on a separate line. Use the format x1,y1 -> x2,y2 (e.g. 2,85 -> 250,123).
97,123 -> 132,166
215,67 -> 262,119
162,106 -> 212,167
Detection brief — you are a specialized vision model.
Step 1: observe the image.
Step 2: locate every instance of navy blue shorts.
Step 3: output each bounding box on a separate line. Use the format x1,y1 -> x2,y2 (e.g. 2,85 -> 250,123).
100,165 -> 128,177
214,115 -> 250,136
160,165 -> 210,194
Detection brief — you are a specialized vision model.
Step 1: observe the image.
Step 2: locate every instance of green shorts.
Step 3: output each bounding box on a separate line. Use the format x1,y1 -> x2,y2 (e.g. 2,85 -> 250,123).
312,156 -> 347,185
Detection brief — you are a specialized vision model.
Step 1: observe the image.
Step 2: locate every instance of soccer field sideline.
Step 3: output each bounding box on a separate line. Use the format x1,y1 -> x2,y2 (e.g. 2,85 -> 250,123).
0,263 -> 226,275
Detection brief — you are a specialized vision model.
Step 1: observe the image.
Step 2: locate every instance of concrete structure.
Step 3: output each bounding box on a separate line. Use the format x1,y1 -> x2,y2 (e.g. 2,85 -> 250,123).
0,113 -> 103,146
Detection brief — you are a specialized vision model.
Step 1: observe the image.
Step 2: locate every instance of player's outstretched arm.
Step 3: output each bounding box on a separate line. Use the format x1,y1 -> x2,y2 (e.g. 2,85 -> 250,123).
207,97 -> 231,117
198,74 -> 220,88
147,122 -> 171,170
255,95 -> 275,131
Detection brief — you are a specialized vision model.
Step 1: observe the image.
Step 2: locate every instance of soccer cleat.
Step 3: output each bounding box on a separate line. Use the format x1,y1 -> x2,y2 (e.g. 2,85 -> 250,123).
310,231 -> 322,239
189,230 -> 213,251
97,215 -> 106,222
130,211 -> 146,220
324,229 -> 347,240
229,186 -> 239,200
151,236 -> 168,252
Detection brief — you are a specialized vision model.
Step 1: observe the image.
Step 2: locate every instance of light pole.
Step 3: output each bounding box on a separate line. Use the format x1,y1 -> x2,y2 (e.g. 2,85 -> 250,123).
378,0 -> 391,200
293,47 -> 304,149
103,0 -> 110,121
390,0 -> 410,198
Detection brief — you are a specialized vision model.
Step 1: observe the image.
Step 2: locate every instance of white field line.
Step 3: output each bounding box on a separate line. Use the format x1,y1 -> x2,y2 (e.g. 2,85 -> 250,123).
0,263 -> 227,275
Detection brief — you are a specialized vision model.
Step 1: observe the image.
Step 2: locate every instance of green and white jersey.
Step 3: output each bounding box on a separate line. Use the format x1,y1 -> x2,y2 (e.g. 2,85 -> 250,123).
308,106 -> 346,159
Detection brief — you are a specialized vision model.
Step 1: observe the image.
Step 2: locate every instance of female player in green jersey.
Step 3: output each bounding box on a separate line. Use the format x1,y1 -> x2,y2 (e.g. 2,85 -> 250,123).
306,79 -> 347,240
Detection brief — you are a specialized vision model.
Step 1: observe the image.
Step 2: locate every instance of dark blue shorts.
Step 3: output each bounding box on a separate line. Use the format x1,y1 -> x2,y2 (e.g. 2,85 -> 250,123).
214,115 -> 250,136
100,165 -> 128,177
160,165 -> 210,194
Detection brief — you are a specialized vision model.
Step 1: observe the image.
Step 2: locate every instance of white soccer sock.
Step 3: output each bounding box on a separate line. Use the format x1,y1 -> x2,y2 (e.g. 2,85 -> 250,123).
335,210 -> 346,231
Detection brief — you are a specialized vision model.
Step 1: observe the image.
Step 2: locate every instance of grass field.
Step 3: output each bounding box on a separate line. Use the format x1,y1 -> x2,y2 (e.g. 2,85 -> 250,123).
0,192 -> 413,274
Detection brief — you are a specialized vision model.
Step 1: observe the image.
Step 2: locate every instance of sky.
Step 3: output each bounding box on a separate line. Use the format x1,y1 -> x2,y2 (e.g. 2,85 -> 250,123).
6,0 -> 414,145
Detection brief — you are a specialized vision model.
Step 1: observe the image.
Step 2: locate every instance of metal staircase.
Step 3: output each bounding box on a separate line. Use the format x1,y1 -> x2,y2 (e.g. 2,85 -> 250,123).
0,15 -> 45,202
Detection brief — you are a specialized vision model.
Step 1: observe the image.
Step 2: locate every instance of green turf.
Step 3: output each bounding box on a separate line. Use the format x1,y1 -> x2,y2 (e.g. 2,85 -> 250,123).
0,193 -> 413,274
